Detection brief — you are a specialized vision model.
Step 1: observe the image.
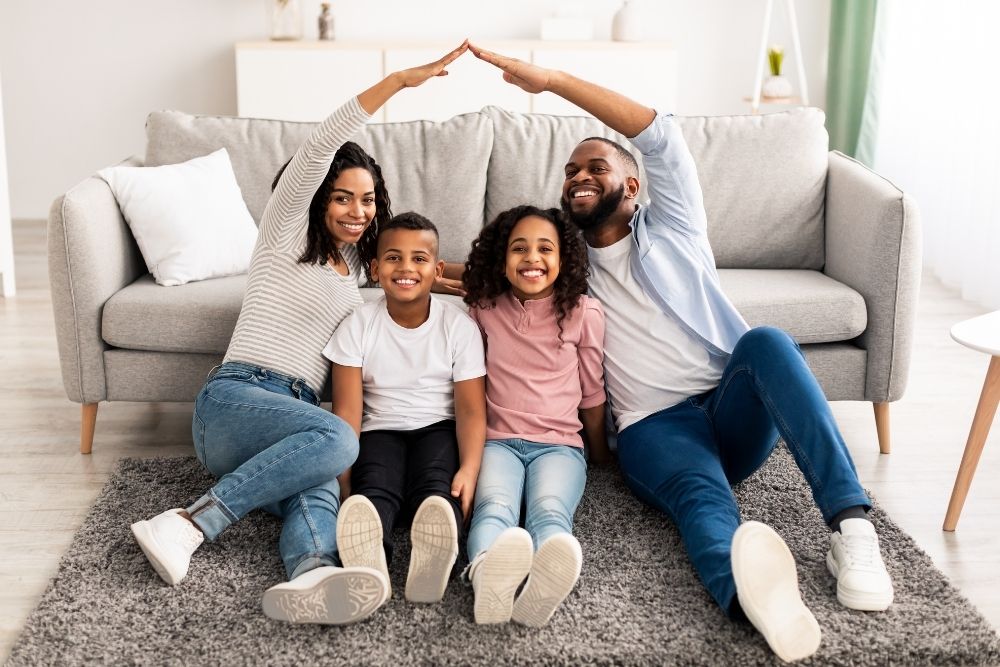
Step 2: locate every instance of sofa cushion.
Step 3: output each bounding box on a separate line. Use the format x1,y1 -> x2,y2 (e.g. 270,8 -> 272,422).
718,269 -> 867,343
103,274 -> 247,354
484,106 -> 828,270
103,270 -> 863,355
144,110 -> 493,264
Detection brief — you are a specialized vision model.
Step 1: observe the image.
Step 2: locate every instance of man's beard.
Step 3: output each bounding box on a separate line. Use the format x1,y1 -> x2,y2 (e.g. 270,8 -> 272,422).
560,184 -> 626,232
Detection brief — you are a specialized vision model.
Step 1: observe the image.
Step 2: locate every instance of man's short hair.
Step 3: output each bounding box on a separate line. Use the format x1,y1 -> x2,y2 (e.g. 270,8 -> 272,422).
580,136 -> 639,178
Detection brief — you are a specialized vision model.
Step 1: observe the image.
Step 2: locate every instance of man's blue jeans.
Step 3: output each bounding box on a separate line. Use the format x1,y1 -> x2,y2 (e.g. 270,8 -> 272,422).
186,362 -> 359,580
467,439 -> 587,560
616,327 -> 871,615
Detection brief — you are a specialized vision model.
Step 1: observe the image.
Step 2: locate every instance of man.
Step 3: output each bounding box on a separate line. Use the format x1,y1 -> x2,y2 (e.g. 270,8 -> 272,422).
469,43 -> 893,662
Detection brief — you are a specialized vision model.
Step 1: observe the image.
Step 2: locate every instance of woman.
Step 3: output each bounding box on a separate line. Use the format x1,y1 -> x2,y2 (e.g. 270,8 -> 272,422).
129,41 -> 470,626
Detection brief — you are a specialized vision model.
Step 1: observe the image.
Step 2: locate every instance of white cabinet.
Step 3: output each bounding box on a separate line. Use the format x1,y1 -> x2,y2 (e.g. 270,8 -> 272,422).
382,46 -> 532,122
532,47 -> 679,116
235,41 -> 677,123
236,45 -> 382,122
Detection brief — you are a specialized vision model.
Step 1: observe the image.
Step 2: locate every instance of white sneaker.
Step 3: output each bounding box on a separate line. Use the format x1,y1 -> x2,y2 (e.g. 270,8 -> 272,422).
337,494 -> 392,597
261,565 -> 388,625
731,521 -> 821,663
471,527 -> 534,624
405,495 -> 458,603
512,533 -> 583,628
827,518 -> 894,611
130,508 -> 205,586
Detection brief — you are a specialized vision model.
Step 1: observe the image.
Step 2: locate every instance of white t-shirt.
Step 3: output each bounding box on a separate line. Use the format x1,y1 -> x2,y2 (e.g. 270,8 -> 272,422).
588,234 -> 724,432
323,296 -> 486,432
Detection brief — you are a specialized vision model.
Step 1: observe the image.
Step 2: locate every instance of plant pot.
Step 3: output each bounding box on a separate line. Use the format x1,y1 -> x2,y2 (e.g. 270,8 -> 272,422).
762,75 -> 793,99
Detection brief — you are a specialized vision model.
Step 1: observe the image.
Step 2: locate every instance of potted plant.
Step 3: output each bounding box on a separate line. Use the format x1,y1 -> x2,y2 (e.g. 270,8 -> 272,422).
762,44 -> 793,98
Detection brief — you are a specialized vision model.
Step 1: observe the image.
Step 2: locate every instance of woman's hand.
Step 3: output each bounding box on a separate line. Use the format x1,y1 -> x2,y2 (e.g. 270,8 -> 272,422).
469,42 -> 552,94
395,39 -> 470,88
358,40 -> 469,114
431,275 -> 467,297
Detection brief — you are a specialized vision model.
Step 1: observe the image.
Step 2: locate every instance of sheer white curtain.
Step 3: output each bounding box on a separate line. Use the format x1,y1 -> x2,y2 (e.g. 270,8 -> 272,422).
859,0 -> 1000,309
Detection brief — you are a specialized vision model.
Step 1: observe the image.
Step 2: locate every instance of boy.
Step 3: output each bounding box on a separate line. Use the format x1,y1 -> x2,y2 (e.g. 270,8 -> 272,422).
323,212 -> 487,606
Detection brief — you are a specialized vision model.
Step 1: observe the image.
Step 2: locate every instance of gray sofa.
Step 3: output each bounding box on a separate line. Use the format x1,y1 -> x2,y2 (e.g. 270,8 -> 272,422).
48,105 -> 921,454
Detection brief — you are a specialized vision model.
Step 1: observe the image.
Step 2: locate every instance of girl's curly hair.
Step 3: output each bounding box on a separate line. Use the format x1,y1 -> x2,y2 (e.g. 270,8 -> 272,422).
463,205 -> 590,336
272,141 -> 391,281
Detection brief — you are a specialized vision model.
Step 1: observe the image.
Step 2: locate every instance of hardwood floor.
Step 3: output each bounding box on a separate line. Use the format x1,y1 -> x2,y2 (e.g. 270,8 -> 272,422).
2,219 -> 999,659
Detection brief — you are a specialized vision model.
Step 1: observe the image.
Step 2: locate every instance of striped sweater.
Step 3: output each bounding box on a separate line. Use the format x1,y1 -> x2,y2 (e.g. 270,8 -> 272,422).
223,97 -> 372,395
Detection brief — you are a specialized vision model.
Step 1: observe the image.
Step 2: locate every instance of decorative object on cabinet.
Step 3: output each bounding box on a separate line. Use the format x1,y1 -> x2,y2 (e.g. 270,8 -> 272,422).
270,0 -> 302,41
317,3 -> 334,41
749,0 -> 809,113
611,0 -> 643,42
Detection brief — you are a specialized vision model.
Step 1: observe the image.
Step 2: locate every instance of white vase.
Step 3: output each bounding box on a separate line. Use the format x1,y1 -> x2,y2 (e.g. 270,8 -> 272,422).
612,0 -> 642,42
762,75 -> 793,99
270,0 -> 302,41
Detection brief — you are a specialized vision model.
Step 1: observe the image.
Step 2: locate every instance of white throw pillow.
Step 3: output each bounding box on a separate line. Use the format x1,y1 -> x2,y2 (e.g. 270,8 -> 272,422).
99,148 -> 258,286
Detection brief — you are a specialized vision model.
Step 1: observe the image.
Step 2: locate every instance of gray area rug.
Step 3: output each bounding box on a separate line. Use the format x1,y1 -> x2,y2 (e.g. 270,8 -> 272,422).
7,446 -> 1000,666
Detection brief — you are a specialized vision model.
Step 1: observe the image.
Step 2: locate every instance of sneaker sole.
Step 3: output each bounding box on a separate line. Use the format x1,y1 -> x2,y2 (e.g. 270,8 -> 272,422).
512,534 -> 582,628
405,496 -> 458,603
474,529 -> 534,624
130,520 -> 183,586
826,552 -> 894,611
732,522 -> 821,662
337,496 -> 391,596
262,568 -> 386,625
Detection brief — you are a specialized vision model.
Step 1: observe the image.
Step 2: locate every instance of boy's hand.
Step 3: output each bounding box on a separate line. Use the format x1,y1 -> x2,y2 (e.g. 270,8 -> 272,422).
469,42 -> 552,94
589,449 -> 613,467
450,466 -> 478,525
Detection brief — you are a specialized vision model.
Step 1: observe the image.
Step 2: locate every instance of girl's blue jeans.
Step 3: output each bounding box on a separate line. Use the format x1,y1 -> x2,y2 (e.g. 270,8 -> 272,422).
467,438 -> 587,560
616,327 -> 871,616
186,362 -> 359,580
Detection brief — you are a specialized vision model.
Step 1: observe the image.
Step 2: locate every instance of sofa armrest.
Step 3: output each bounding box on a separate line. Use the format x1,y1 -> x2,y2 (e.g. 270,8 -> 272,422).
824,151 -> 922,402
48,159 -> 146,403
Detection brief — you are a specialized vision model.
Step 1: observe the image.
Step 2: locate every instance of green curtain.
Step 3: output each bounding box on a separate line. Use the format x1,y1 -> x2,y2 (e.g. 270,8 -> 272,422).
826,0 -> 878,157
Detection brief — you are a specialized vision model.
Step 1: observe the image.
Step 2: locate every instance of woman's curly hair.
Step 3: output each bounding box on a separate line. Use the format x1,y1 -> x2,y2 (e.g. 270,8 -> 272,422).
463,205 -> 590,336
272,141 -> 391,281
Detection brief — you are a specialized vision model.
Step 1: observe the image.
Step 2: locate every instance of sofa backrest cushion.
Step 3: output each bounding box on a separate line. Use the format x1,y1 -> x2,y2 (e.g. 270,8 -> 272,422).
484,106 -> 829,269
145,110 -> 493,264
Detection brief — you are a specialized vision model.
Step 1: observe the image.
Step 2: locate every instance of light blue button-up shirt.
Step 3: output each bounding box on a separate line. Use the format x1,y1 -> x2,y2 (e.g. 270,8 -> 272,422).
621,112 -> 750,358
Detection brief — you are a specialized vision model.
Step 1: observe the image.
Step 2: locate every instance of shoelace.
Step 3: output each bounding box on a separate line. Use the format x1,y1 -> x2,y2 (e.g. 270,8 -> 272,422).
839,533 -> 883,573
180,522 -> 203,552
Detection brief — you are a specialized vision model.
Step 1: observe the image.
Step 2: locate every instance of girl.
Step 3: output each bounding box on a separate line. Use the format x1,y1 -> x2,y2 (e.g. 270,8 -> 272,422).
128,41 -> 469,626
462,204 -> 609,627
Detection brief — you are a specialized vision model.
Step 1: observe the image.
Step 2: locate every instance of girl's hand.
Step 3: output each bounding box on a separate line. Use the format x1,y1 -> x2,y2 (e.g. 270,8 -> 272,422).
469,42 -> 552,94
450,466 -> 478,525
395,40 -> 469,88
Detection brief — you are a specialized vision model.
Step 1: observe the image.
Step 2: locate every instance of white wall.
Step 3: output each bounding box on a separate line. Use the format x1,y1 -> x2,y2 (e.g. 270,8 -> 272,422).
0,0 -> 829,219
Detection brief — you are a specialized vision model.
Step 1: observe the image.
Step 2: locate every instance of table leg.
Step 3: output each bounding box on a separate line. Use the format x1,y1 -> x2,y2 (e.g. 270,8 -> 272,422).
944,355 -> 1000,531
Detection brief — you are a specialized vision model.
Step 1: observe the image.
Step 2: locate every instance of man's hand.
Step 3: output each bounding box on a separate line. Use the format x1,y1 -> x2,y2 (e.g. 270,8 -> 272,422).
450,466 -> 478,525
395,39 -> 469,88
469,42 -> 552,94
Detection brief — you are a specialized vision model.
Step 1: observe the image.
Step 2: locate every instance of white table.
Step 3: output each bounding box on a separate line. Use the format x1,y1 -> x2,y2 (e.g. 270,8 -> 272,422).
943,310 -> 1000,530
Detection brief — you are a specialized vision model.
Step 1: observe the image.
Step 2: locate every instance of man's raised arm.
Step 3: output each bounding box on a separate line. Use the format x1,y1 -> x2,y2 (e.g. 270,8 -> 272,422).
469,43 -> 655,138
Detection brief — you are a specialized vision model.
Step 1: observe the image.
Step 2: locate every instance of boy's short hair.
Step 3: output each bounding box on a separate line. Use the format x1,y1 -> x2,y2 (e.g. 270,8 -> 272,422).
377,211 -> 440,254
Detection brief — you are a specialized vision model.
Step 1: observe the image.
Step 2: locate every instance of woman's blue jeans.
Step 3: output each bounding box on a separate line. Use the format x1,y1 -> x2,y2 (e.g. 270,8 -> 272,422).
616,327 -> 871,616
186,362 -> 359,580
467,439 -> 587,560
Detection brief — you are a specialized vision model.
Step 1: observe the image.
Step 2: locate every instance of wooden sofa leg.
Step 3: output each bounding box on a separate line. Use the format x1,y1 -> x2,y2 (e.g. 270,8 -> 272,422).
81,403 -> 98,455
873,402 -> 890,454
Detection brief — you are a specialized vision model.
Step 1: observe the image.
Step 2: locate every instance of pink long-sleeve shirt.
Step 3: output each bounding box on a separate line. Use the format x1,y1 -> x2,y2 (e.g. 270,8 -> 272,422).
470,292 -> 606,448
